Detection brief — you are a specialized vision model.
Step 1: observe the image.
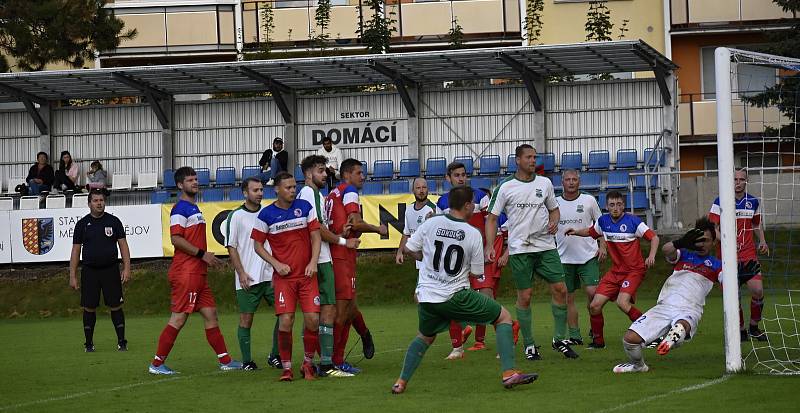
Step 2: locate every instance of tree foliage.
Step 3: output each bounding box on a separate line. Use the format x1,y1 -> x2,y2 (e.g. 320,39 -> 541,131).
523,0 -> 544,45
357,0 -> 396,54
447,17 -> 464,49
313,0 -> 333,55
585,1 -> 613,42
0,0 -> 136,71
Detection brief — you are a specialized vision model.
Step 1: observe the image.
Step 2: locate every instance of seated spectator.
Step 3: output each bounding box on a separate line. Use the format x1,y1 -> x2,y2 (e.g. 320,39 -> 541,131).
257,137 -> 288,185
26,152 -> 54,195
86,160 -> 107,190
315,135 -> 342,188
53,150 -> 80,192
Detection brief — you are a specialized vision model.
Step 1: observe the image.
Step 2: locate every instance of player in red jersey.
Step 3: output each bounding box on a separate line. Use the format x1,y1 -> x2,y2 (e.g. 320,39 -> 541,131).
708,169 -> 770,341
326,158 -> 388,374
148,167 -> 242,375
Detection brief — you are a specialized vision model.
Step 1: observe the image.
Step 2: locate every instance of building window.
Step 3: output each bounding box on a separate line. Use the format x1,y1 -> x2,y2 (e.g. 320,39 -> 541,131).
701,47 -> 777,100
704,155 -> 718,176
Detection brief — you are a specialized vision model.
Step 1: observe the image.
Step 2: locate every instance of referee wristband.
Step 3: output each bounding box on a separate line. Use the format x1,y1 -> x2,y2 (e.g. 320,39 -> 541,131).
195,249 -> 205,258
338,237 -> 347,246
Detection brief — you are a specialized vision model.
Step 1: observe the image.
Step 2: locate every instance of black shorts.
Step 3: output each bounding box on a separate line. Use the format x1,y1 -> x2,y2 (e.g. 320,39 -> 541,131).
80,265 -> 123,308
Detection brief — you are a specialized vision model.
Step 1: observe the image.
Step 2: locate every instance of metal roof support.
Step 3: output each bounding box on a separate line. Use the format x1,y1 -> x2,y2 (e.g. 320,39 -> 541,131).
631,46 -> 672,106
0,82 -> 50,134
496,53 -> 543,112
368,60 -> 417,118
112,72 -> 173,129
237,67 -> 293,123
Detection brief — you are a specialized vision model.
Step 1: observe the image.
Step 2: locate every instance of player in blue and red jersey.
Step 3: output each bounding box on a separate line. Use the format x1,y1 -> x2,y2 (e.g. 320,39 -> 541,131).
708,169 -> 770,341
327,159 -> 388,374
252,171 -> 322,382
565,191 -> 659,348
148,167 -> 242,375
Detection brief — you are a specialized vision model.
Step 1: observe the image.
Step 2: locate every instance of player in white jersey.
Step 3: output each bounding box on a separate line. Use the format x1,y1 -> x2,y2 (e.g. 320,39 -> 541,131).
487,144 -> 576,360
224,177 -> 279,370
612,217 -> 760,373
391,186 -> 538,394
555,169 -> 606,347
298,155 -> 360,377
397,177 -> 437,270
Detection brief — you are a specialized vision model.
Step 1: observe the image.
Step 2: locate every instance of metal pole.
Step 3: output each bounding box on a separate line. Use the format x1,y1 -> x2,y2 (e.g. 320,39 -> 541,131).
714,46 -> 743,373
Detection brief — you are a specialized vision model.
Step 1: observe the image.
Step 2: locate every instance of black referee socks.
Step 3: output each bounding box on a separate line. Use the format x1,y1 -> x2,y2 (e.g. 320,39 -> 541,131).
83,310 -> 96,346
110,309 -> 126,343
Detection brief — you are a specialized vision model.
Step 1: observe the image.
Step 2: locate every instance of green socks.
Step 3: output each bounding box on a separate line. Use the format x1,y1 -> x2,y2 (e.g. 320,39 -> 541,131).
238,326 -> 251,363
399,337 -> 430,382
270,318 -> 280,358
552,303 -> 568,341
319,323 -> 334,366
569,326 -> 582,341
516,306 -> 535,347
496,323 -> 515,372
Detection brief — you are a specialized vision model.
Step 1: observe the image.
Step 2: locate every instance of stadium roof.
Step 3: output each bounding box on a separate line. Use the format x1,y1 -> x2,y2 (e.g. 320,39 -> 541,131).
0,40 -> 675,103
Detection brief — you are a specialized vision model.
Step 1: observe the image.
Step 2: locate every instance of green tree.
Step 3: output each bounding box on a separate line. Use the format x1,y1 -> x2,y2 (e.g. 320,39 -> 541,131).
447,17 -> 464,49
523,0 -> 544,45
585,1 -> 613,42
357,0 -> 396,54
313,0 -> 333,55
0,0 -> 136,71
259,1 -> 276,56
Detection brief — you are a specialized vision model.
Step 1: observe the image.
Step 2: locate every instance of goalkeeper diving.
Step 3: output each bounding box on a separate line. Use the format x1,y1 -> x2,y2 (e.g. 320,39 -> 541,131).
612,217 -> 761,373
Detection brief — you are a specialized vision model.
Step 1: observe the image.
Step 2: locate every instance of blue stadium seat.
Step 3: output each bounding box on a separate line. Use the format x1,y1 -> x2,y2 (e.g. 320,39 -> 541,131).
442,179 -> 452,193
196,168 -> 211,187
588,150 -> 610,170
202,188 -> 224,202
633,169 -> 658,189
616,149 -> 638,169
372,160 -> 394,180
294,164 -> 304,182
426,179 -> 438,194
263,186 -> 276,199
506,154 -> 517,174
560,151 -> 583,171
151,190 -> 170,204
454,156 -> 474,176
228,188 -> 245,201
389,180 -> 409,194
399,159 -> 420,178
644,147 -> 666,168
215,167 -> 236,186
471,177 -> 494,192
242,166 -> 261,181
551,174 -> 563,190
597,193 -> 607,210
362,181 -> 383,195
581,171 -> 602,190
538,153 -> 556,174
478,155 -> 501,176
631,191 -> 649,209
163,169 -> 176,189
606,170 -> 630,189
426,157 -> 447,177
360,160 -> 369,176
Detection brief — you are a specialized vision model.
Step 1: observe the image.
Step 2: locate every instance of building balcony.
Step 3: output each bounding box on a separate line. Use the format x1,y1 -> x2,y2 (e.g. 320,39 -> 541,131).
670,0 -> 796,33
678,92 -> 789,142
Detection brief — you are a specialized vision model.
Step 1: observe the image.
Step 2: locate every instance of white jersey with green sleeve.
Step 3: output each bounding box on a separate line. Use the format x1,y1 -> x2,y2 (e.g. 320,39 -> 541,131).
405,214 -> 484,303
403,199 -> 437,270
556,193 -> 602,264
489,175 -> 559,255
224,205 -> 274,290
297,185 -> 332,264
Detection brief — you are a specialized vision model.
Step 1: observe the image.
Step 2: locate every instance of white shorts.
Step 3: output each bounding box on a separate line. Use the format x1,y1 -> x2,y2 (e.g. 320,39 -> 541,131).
629,304 -> 703,344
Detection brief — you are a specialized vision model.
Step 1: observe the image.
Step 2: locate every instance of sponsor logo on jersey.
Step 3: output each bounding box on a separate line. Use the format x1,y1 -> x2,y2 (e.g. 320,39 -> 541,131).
22,218 -> 54,255
559,218 -> 583,225
515,202 -> 543,209
436,228 -> 466,241
273,220 -> 305,232
105,227 -> 113,237
577,204 -> 584,213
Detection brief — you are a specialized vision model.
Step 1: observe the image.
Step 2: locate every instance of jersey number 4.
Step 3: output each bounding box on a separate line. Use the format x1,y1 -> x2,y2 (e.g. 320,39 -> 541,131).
433,240 -> 465,276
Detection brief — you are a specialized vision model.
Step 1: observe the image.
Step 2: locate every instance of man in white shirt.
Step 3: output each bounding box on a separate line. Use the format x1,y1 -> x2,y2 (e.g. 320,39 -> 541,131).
315,136 -> 343,189
396,177 -> 436,269
555,169 -> 607,348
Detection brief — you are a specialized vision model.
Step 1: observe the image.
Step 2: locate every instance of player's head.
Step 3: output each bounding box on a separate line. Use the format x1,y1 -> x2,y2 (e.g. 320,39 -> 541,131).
174,166 -> 198,197
301,154 -> 328,189
562,169 -> 580,194
241,176 -> 263,205
340,158 -> 364,189
693,216 -> 717,255
515,144 -> 536,174
735,168 -> 748,194
273,137 -> 284,152
273,172 -> 296,203
606,190 -> 626,219
322,136 -> 333,151
448,186 -> 475,219
88,188 -> 107,215
412,177 -> 428,202
446,162 -> 468,187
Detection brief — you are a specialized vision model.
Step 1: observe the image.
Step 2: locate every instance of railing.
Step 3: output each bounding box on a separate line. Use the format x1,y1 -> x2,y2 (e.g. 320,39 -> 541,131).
670,0 -> 795,28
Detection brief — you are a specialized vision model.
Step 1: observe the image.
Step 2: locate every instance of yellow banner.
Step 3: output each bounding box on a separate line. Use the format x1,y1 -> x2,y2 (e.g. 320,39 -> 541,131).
160,194 -> 439,256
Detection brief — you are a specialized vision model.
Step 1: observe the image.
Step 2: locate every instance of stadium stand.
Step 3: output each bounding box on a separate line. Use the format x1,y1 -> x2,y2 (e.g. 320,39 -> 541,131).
453,156 -> 474,175
360,161 -> 369,177
372,160 -> 394,180
615,149 -> 638,169
241,166 -> 261,181
425,157 -> 447,178
389,180 -> 409,194
398,159 -> 420,179
196,168 -> 211,187
201,188 -> 224,202
19,196 -> 40,210
215,167 -> 236,186
581,171 -> 602,190
597,192 -> 607,210
150,190 -> 170,204
5,177 -> 25,195
539,152 -> 555,174
551,174 -> 563,190
561,151 -> 583,171
72,193 -> 89,207
442,180 -> 452,193
294,164 -> 305,182
471,177 -> 494,191
0,197 -> 12,211
228,188 -> 244,201
506,154 -> 517,174
163,169 -> 176,189
46,194 -> 66,209
631,191 -> 649,209
426,179 -> 438,194
478,155 -> 501,176
634,170 -> 658,189
588,150 -> 610,170
606,169 -> 630,189
111,172 -> 132,190
644,147 -> 666,168
362,181 -> 383,195
263,186 -> 277,199
137,172 -> 158,190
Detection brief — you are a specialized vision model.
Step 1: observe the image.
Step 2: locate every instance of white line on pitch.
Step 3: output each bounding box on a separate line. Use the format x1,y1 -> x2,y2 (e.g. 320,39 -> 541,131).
592,375 -> 732,413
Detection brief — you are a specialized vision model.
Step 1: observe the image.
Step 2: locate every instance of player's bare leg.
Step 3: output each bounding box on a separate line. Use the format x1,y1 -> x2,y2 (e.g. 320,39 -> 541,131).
656,320 -> 691,356
615,292 -> 643,323
468,288 -> 495,351
549,281 -> 578,358
278,312 -> 296,381
588,294 -> 611,348
746,278 -> 767,341
516,287 -> 540,360
301,311 -> 321,380
199,306 -> 241,371
613,329 -> 649,373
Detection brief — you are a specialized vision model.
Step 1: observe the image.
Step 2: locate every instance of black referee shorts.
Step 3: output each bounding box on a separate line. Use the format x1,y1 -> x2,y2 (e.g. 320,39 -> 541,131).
80,265 -> 123,309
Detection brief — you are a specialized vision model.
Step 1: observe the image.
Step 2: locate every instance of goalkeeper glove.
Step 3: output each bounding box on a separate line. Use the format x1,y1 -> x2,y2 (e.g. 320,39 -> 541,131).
672,228 -> 706,251
737,260 -> 761,286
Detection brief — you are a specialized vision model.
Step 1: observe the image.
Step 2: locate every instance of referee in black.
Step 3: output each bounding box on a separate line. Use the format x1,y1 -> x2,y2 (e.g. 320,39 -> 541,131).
69,189 -> 131,352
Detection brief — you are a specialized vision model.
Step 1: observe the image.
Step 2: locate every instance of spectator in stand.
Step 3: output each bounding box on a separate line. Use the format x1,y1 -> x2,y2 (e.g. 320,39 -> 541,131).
258,137 -> 288,186
86,161 -> 107,190
26,151 -> 55,195
54,151 -> 80,192
315,136 -> 342,189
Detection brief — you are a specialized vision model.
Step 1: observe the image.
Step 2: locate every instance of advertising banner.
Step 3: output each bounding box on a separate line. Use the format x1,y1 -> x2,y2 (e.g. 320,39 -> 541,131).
0,212 -> 10,264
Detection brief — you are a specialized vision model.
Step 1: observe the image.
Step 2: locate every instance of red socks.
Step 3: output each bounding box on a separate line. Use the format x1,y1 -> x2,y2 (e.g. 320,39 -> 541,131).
627,307 -> 643,322
152,324 -> 179,366
449,320 -> 463,348
332,320 -> 351,365
352,310 -> 368,336
751,298 -> 764,325
205,326 -> 232,364
590,314 -> 605,345
279,330 -> 293,369
475,325 -> 486,343
303,328 -> 319,363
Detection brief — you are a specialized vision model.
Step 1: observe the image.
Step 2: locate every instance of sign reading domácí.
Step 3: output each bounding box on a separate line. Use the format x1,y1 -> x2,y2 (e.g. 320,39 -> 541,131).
300,119 -> 408,149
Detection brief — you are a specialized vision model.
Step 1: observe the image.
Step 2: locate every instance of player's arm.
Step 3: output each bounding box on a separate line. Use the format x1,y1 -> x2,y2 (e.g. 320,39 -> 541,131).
596,237 -> 608,261
69,244 -> 81,290
117,238 -> 131,283
565,226 -> 592,237
253,239 -> 289,276
468,230 -> 486,280
662,239 -> 679,262
497,231 -> 510,267
403,223 -> 425,262
644,231 -> 659,268
547,207 -> 560,235
484,212 -> 499,262
319,221 -> 359,249
347,211 -> 388,235
754,212 -> 769,255
396,234 -> 410,264
171,234 -> 221,266
227,246 -> 253,290
305,229 -> 322,277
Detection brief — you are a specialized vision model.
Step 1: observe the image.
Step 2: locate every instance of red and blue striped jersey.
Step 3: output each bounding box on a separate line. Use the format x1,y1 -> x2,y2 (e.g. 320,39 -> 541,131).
251,199 -> 320,279
169,199 -> 208,276
326,183 -> 361,260
436,188 -> 490,237
588,212 -> 655,274
708,194 -> 761,261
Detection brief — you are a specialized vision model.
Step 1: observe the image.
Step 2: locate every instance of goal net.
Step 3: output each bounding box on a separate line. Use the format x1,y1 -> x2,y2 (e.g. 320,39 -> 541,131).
715,47 -> 800,374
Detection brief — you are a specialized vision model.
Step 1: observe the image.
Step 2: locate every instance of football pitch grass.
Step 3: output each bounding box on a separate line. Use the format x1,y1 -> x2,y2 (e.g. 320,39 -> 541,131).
2,296 -> 799,413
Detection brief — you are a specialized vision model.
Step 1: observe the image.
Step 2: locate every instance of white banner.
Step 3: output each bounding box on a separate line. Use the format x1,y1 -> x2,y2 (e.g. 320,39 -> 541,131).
10,204 -> 163,263
0,212 -> 10,264
299,119 -> 408,150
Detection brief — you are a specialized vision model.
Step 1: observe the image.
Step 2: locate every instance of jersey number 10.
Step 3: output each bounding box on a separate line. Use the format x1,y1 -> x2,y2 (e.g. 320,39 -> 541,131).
433,240 -> 465,276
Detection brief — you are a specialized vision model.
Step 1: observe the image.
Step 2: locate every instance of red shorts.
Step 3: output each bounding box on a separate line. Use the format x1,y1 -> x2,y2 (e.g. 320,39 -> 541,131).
333,257 -> 357,300
471,265 -> 501,290
273,276 -> 321,315
596,270 -> 644,301
169,273 -> 216,313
